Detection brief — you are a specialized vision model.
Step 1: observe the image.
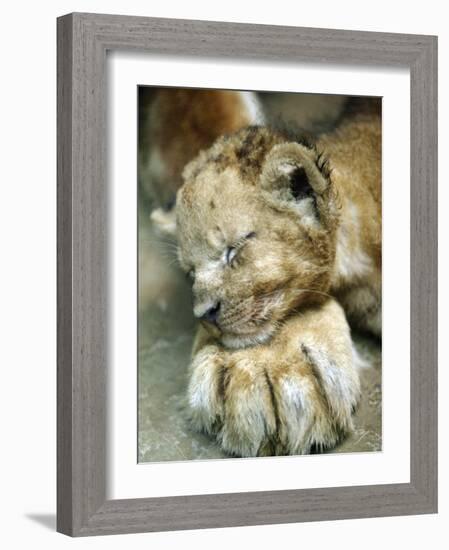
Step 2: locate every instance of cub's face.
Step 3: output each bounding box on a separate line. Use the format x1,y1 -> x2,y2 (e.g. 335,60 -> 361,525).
157,127 -> 340,349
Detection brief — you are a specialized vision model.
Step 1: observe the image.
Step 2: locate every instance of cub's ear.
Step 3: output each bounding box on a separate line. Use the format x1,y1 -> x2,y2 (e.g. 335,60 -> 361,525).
260,142 -> 335,226
150,207 -> 177,239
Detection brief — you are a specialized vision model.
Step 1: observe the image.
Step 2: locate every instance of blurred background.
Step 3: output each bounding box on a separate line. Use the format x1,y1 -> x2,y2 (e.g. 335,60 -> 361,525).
137,88 -> 382,462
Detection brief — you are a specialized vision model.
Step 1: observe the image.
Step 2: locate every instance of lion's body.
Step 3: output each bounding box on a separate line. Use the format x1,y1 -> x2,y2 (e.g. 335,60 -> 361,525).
149,94 -> 381,456
321,108 -> 382,334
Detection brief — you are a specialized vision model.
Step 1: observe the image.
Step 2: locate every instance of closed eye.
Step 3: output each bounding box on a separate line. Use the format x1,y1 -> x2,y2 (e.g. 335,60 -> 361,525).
224,231 -> 256,267
225,247 -> 237,265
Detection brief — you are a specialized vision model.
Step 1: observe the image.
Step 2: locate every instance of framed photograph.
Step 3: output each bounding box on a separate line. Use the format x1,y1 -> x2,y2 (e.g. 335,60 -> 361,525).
57,12 -> 437,536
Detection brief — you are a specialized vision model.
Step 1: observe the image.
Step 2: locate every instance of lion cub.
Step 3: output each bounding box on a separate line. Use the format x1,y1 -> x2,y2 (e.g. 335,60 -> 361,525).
153,103 -> 381,456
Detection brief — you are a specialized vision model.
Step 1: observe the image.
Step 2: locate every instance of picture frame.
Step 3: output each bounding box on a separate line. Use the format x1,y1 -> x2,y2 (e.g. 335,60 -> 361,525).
57,12 -> 438,536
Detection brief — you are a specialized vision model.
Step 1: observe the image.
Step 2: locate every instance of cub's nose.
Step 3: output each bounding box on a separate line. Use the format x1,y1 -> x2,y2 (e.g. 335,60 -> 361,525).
199,302 -> 221,325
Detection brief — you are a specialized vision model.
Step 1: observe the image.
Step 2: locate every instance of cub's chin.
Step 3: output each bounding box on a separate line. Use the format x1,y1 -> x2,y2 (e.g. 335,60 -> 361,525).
219,323 -> 277,350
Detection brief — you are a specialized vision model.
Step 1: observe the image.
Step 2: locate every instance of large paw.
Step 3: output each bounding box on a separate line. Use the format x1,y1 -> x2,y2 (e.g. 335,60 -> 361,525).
187,340 -> 360,457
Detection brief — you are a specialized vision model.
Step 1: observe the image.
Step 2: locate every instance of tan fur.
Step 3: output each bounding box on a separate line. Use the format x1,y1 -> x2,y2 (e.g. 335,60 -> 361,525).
140,89 -> 263,312
151,98 -> 381,456
140,88 -> 261,207
319,109 -> 382,332
188,300 -> 359,456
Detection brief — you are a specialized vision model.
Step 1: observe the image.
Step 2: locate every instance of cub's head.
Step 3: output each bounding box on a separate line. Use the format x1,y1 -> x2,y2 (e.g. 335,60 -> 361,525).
153,126 -> 340,349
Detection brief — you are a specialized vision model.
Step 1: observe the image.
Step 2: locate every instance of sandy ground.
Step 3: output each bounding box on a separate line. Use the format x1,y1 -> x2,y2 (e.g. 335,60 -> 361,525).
138,213 -> 382,463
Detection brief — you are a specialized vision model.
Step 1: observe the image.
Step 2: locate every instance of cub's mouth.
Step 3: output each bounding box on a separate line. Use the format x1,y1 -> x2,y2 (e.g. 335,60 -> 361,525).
200,291 -> 284,349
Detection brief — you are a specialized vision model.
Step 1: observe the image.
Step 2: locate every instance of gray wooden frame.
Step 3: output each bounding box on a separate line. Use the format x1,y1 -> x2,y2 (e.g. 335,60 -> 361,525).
57,12 -> 438,537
